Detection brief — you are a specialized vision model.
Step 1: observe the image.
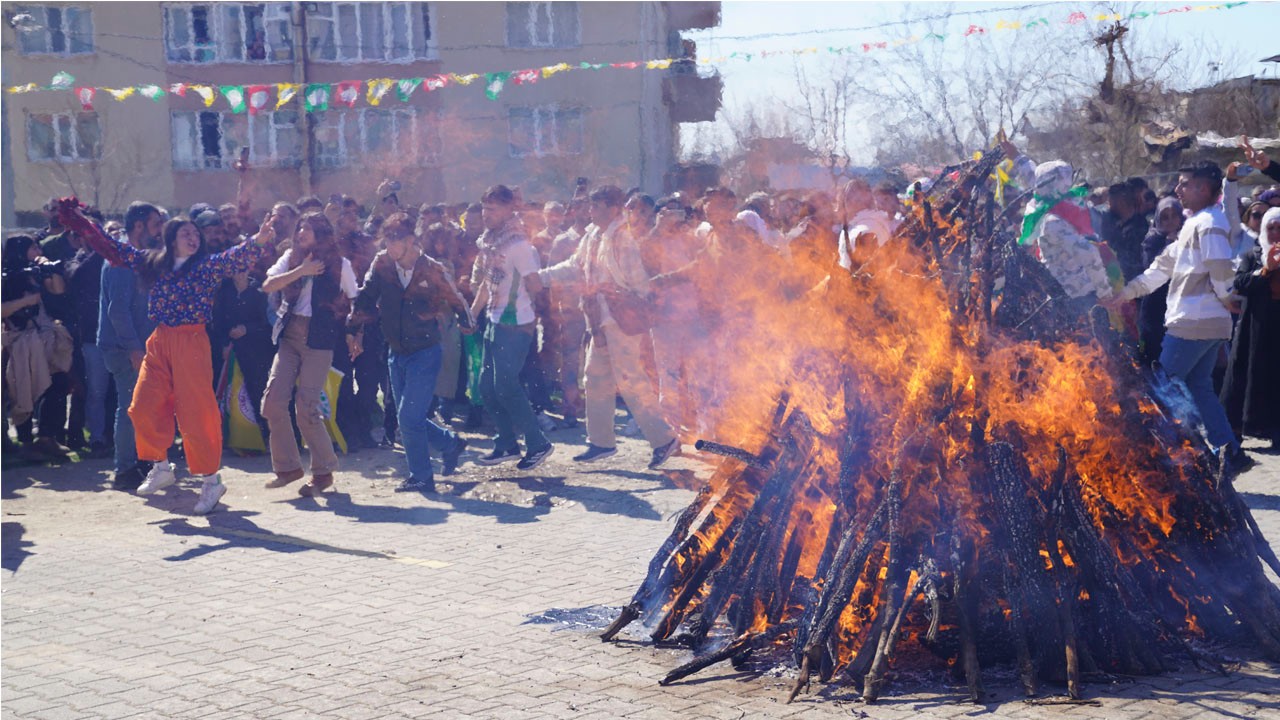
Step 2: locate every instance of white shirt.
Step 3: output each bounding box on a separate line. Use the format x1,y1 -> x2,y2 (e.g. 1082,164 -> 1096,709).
267,250 -> 359,316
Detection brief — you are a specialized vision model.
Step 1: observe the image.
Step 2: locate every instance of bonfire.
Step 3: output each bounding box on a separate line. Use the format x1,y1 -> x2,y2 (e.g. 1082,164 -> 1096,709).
601,148 -> 1280,703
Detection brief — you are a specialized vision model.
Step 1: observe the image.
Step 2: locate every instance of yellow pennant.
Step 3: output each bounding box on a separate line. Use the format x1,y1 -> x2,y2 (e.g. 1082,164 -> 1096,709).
645,59 -> 673,70
450,73 -> 479,85
541,62 -> 571,78
105,87 -> 136,101
7,83 -> 39,94
191,84 -> 216,107
366,78 -> 394,106
276,83 -> 299,109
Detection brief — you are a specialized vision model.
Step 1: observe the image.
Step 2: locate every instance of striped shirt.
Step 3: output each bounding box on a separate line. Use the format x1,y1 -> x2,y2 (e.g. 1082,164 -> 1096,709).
1121,206 -> 1235,340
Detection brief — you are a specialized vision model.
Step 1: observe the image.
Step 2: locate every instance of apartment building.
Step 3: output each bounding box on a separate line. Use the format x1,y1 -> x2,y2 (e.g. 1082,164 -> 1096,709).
1,1 -> 722,224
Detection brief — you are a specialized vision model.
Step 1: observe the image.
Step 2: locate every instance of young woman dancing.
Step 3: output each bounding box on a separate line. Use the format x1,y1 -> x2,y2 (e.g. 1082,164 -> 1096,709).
58,199 -> 274,514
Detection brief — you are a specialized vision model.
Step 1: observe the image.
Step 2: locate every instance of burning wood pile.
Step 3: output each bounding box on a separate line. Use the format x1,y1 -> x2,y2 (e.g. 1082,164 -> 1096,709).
601,149 -> 1280,702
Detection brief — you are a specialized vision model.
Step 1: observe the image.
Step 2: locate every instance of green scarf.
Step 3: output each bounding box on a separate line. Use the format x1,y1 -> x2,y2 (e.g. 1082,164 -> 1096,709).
1017,185 -> 1089,245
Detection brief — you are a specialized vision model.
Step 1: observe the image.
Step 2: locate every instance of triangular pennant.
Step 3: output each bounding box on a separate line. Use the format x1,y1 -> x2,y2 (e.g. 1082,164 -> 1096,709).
138,84 -> 166,101
645,59 -> 673,70
335,80 -> 361,107
484,72 -> 511,101
50,72 -> 75,90
610,61 -> 639,70
450,73 -> 479,85
105,87 -> 136,101
8,83 -> 40,94
220,85 -> 246,113
366,78 -> 394,106
169,82 -> 188,96
541,62 -> 572,78
246,85 -> 270,115
512,69 -> 540,85
579,62 -> 606,70
75,87 -> 95,110
303,83 -> 331,112
276,83 -> 299,109
396,78 -> 421,102
191,85 -> 216,107
424,75 -> 451,91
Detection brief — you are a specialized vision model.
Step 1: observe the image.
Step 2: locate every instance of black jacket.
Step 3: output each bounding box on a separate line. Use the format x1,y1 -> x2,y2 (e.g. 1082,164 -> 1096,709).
349,251 -> 471,355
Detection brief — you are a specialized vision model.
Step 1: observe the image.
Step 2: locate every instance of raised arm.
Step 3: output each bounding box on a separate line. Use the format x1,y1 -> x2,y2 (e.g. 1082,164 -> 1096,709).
198,224 -> 276,280
55,197 -> 143,269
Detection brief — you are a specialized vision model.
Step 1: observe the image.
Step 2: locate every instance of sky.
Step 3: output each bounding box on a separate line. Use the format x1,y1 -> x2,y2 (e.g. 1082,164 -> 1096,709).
680,1 -> 1280,161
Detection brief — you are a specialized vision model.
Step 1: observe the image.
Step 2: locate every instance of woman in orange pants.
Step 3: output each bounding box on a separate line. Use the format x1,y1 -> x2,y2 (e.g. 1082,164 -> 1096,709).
59,201 -> 273,514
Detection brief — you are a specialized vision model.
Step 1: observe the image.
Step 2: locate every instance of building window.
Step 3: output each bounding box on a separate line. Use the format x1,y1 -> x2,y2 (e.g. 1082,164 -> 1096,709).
310,108 -> 440,168
14,6 -> 94,55
505,2 -> 579,49
164,3 -> 292,63
171,110 -> 301,170
508,106 -> 583,158
306,2 -> 436,62
26,112 -> 101,162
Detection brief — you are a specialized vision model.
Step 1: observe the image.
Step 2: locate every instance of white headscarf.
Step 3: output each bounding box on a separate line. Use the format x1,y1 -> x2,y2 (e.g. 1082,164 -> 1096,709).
1260,206 -> 1280,260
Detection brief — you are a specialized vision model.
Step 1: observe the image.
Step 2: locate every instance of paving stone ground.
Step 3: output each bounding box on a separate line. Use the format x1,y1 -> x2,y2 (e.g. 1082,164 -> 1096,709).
3,421 -> 1278,719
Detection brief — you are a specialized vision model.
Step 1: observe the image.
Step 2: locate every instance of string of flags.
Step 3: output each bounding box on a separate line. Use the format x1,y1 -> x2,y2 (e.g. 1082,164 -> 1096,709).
6,2 -> 1251,111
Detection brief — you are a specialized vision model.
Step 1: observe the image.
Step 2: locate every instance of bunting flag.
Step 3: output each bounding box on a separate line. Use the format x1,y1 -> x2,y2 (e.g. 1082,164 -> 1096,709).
220,85 -> 246,113
334,80 -> 361,107
276,82 -> 299,109
541,62 -> 571,78
138,84 -> 166,101
512,69 -> 540,85
3,2 -> 1253,107
246,84 -> 271,115
396,78 -> 421,102
191,84 -> 216,107
50,72 -> 75,90
484,71 -> 511,101
303,83 -> 330,112
366,78 -> 394,106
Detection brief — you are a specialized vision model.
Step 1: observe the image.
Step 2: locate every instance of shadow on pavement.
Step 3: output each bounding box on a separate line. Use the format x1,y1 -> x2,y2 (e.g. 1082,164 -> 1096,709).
513,476 -> 663,520
151,511 -> 399,562
1240,492 -> 1280,512
287,485 -> 553,525
2,521 -> 34,573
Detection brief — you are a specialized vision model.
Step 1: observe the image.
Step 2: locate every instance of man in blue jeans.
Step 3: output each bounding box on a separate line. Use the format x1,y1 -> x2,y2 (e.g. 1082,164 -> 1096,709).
468,185 -> 554,471
348,212 -> 472,493
1112,161 -> 1252,474
97,202 -> 163,489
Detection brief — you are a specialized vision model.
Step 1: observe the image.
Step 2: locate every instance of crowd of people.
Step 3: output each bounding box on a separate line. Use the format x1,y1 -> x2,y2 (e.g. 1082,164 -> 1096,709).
3,137 -> 1278,515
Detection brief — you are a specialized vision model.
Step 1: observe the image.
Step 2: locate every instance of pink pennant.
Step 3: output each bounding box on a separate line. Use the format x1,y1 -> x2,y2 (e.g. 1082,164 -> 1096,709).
512,69 -> 540,85
424,75 -> 450,92
75,87 -> 95,110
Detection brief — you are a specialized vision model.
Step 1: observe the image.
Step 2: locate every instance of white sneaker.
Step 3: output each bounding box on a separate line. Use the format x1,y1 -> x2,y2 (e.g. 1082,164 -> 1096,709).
193,475 -> 226,515
137,461 -> 176,495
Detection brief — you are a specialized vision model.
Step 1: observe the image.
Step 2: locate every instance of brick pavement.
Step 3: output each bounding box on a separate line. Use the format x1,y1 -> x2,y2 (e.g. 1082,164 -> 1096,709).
3,425 -> 1278,719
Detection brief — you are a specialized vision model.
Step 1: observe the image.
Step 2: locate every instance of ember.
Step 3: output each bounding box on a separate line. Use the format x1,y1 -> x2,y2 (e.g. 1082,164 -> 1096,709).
601,147 -> 1280,703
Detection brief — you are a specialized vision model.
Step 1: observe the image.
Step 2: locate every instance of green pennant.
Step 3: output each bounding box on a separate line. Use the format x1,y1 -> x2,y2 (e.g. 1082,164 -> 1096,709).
50,71 -> 75,90
220,85 -> 246,113
138,84 -> 166,101
579,62 -> 605,70
484,71 -> 511,101
303,83 -> 330,112
396,78 -> 422,102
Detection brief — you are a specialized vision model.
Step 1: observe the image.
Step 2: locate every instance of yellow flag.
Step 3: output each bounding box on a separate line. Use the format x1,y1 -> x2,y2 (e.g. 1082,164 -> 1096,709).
300,366 -> 348,454
366,78 -> 394,106
224,354 -> 266,452
276,83 -> 299,109
105,87 -> 136,101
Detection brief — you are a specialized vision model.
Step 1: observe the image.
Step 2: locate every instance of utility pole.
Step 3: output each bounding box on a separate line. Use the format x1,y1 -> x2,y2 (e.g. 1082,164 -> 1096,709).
293,1 -> 312,194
